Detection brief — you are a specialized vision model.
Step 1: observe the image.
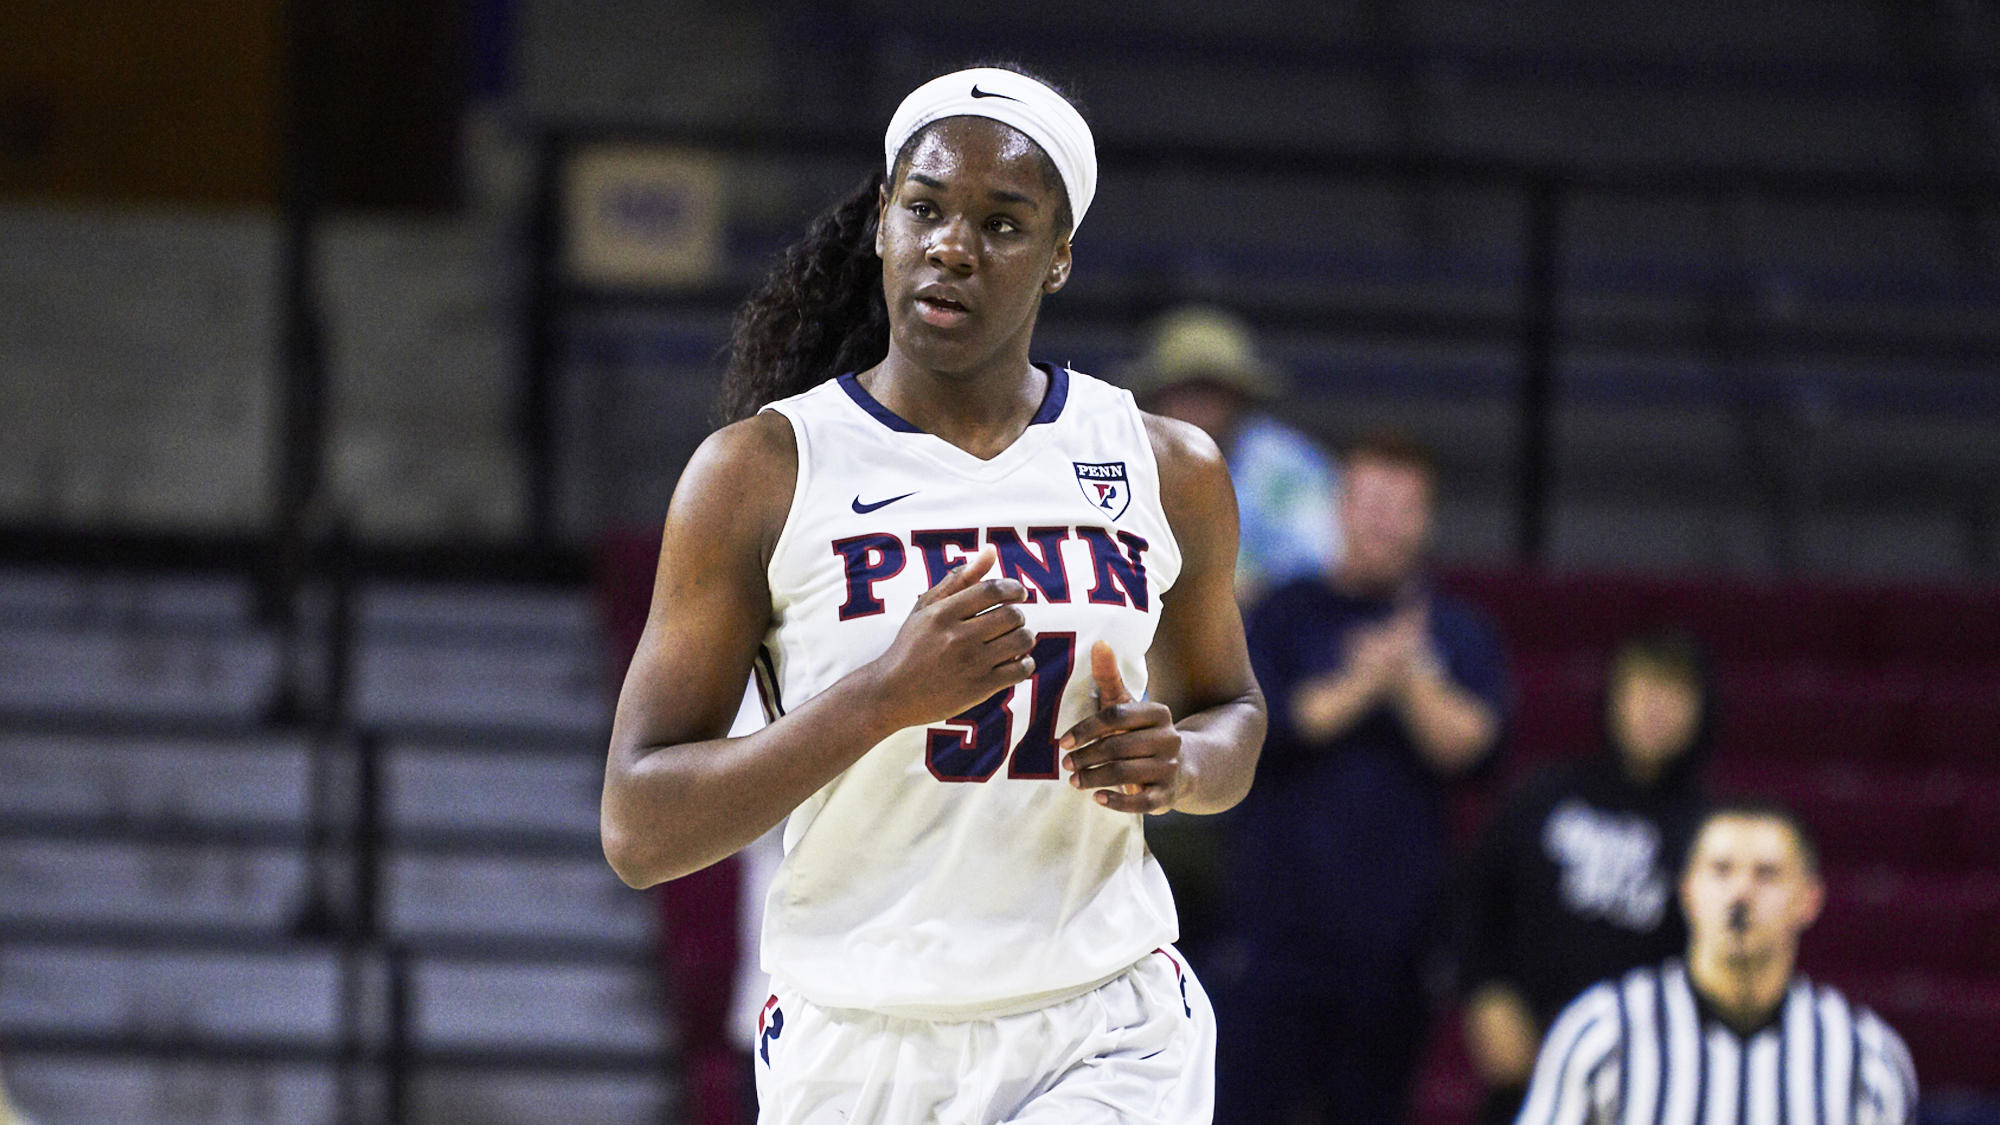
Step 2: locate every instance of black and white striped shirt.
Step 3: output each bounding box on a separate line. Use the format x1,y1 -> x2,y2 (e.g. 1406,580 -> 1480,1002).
1516,960 -> 1917,1125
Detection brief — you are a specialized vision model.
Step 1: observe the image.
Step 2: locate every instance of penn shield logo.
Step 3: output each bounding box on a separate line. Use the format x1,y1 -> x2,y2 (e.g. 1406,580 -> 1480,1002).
1074,461 -> 1131,520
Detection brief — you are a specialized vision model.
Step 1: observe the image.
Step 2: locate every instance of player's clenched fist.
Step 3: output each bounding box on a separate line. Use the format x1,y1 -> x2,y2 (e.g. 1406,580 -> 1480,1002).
1059,640 -> 1186,814
860,546 -> 1038,731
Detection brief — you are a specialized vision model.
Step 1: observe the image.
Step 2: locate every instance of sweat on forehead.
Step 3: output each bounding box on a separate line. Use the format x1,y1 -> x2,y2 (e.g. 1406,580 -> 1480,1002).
891,120 -> 1068,212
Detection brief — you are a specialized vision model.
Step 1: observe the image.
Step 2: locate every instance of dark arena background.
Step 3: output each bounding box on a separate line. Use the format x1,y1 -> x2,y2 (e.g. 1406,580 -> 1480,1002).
1,1 -> 1997,1123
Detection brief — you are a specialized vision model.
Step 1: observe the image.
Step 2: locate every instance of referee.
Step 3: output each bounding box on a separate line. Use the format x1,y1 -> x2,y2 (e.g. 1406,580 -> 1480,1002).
1515,801 -> 1916,1125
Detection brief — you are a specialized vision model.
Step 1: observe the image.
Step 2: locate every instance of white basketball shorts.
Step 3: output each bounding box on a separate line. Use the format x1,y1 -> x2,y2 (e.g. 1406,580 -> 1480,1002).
752,947 -> 1215,1125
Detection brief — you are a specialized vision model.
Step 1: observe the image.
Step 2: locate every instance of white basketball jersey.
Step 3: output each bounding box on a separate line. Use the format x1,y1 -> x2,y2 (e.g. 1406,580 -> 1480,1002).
757,365 -> 1183,1020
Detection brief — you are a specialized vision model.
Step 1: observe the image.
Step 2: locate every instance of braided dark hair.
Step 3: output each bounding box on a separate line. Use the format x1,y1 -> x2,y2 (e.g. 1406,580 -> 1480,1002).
716,60 -> 1083,425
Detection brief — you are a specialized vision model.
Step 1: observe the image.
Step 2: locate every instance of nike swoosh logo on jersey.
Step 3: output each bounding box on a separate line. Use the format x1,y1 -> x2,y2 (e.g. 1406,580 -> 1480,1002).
969,85 -> 1018,101
851,491 -> 917,514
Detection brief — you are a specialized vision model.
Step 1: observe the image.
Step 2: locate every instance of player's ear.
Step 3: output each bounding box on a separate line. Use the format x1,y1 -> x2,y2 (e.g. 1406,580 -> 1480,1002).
1043,235 -> 1071,293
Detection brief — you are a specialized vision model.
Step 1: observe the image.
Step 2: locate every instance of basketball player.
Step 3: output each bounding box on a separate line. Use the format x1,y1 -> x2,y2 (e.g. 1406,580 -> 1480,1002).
1513,802 -> 1916,1125
601,65 -> 1267,1124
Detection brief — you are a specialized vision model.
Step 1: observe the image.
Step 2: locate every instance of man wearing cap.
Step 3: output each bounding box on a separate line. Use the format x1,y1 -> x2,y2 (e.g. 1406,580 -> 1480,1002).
1126,305 -> 1340,605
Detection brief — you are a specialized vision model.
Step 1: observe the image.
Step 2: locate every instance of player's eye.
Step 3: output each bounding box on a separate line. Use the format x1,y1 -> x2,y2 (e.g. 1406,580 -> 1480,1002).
908,201 -> 937,219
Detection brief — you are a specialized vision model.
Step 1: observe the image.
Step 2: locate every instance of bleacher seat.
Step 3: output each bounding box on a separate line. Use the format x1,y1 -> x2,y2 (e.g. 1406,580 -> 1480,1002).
4,1056 -> 339,1125
413,960 -> 664,1053
1444,571 -> 1672,654
0,733 -> 310,825
1960,780 -> 2000,873
1506,652 -> 1601,770
1713,663 -> 1923,767
385,854 -> 649,945
1659,583 -> 1875,663
1726,765 -> 1961,873
0,570 -> 666,1125
1869,589 -> 2000,666
1803,872 -> 2000,978
1916,676 -> 2000,774
387,741 -> 604,837
0,840 -> 308,932
0,946 -> 341,1044
1836,974 -> 2000,1090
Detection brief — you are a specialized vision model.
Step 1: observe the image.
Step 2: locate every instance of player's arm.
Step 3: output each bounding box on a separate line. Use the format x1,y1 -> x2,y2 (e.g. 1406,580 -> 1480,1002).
1058,414 -> 1267,816
601,412 -> 1035,888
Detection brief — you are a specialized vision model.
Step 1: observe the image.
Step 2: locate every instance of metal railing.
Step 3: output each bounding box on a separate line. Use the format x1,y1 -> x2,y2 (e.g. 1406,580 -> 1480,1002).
0,546 -> 670,1125
519,121 -> 2000,563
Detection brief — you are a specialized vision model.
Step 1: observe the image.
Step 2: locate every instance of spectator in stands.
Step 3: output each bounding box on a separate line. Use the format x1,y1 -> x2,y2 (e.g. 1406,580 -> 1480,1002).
1454,630 -> 1714,1125
1124,304 -> 1340,605
1214,431 -> 1509,1125
1514,802 -> 1916,1125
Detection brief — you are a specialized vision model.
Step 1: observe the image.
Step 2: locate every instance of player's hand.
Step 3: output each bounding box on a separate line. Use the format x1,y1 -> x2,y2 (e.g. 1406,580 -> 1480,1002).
1058,641 -> 1184,814
862,546 -> 1036,730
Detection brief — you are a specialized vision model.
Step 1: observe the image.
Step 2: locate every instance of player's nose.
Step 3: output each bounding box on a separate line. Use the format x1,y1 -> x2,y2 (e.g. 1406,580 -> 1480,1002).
926,216 -> 977,273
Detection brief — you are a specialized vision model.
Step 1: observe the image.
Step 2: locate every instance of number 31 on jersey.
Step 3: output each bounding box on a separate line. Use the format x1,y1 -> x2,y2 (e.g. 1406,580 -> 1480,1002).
926,633 -> 1076,782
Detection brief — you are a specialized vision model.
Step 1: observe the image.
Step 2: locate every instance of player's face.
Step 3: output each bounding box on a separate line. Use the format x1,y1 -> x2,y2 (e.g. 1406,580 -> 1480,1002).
1681,816 -> 1823,967
1610,665 -> 1702,781
1338,457 -> 1433,590
875,118 -> 1072,377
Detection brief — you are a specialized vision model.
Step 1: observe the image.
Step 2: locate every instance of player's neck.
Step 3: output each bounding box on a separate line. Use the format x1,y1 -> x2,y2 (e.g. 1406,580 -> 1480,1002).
1687,943 -> 1793,1035
864,346 -> 1048,460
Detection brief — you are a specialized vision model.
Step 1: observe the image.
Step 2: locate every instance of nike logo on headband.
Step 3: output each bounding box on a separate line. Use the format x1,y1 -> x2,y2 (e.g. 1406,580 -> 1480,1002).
969,85 -> 1019,101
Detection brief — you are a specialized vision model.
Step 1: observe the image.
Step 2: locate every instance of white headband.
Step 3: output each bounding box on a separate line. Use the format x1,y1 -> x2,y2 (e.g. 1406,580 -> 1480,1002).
883,67 -> 1097,234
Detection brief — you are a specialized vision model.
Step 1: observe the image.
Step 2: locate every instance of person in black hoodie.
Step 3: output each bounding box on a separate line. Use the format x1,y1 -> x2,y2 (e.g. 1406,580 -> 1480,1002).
1454,629 -> 1714,1125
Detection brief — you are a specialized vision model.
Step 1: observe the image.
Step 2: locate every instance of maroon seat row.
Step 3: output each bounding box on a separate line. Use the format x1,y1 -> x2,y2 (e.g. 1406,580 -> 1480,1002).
1804,871 -> 2000,978
1443,569 -> 2000,666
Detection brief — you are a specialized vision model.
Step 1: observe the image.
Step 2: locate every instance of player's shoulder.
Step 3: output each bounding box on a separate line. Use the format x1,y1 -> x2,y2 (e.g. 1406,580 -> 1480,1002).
1139,409 -> 1226,475
1139,410 -> 1231,516
689,409 -> 797,481
670,410 -> 799,555
1136,410 -> 1237,570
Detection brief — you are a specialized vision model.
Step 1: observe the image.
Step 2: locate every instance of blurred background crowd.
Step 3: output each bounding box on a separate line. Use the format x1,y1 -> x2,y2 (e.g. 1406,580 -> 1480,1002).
1,1 -> 1997,1123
